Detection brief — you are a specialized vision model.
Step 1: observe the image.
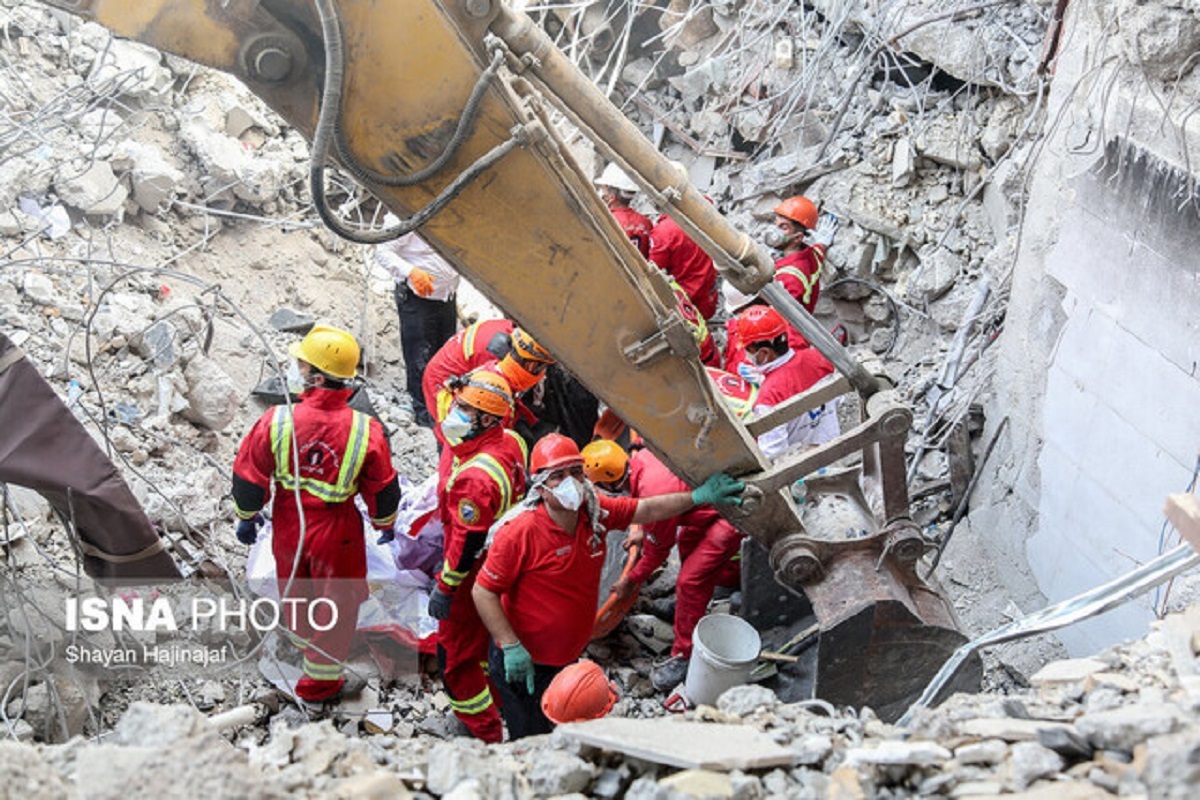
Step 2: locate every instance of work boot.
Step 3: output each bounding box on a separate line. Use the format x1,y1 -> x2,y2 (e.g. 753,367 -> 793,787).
295,670 -> 368,704
651,654 -> 688,693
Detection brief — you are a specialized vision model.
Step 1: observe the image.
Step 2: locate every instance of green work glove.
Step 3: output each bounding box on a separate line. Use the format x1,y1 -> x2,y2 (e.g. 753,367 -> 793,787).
501,641 -> 535,695
691,473 -> 745,507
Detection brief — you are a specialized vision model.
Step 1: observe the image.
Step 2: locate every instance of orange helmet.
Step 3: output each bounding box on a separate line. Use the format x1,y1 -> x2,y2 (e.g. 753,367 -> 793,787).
774,196 -> 818,230
540,660 -> 618,725
510,327 -> 554,364
581,439 -> 628,484
736,306 -> 788,345
530,433 -> 583,474
456,370 -> 513,417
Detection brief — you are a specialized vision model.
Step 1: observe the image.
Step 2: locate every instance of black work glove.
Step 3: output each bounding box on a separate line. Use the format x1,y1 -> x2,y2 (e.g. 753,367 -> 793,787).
236,513 -> 265,545
428,587 -> 453,620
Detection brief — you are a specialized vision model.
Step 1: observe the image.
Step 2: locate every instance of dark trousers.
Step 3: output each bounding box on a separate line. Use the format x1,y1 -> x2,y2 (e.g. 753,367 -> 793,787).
394,283 -> 456,427
487,642 -> 566,740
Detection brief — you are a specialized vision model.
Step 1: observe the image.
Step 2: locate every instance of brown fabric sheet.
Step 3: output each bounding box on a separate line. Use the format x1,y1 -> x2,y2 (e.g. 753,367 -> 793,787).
0,332 -> 179,580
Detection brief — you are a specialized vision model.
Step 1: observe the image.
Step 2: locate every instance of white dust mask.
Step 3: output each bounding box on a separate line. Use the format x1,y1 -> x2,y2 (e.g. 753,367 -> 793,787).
550,476 -> 583,511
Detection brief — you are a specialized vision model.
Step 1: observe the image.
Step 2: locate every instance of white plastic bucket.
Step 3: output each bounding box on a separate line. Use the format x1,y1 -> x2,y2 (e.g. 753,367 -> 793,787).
684,613 -> 761,706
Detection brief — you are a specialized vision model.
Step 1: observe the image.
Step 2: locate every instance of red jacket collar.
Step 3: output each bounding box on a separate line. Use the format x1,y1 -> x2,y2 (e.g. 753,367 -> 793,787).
447,422 -> 506,460
298,387 -> 355,409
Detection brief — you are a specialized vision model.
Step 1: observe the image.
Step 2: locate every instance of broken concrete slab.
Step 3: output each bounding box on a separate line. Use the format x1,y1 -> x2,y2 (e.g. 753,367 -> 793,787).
1075,703 -> 1183,752
182,355 -> 240,431
1029,657 -> 1108,687
556,718 -> 796,771
658,769 -> 734,798
53,161 -> 128,217
957,718 -> 1076,743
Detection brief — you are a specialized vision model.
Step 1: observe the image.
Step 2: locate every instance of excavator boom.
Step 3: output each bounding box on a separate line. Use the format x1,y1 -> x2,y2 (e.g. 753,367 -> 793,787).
36,0 -> 978,718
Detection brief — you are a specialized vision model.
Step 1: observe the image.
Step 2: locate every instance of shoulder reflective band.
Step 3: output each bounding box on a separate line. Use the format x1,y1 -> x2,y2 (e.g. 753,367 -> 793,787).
270,407 -> 371,503
504,429 -> 529,469
460,320 -> 485,359
448,452 -> 514,517
776,265 -> 820,306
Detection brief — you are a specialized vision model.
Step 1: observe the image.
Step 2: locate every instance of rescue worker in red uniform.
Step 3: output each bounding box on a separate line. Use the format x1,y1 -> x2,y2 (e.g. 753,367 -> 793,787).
771,195 -> 840,351
648,162 -> 719,320
473,434 -> 745,739
232,324 -> 401,703
428,370 -> 528,743
595,162 -> 652,259
593,370 -> 759,691
736,306 -> 840,457
421,320 -> 554,445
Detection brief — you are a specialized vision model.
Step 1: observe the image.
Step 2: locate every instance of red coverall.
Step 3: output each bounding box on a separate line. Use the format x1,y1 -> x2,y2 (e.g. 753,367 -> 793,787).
775,245 -> 827,351
649,215 -> 719,320
232,388 -> 399,702
610,205 -> 653,259
421,318 -> 514,425
436,424 -> 527,742
625,449 -> 743,658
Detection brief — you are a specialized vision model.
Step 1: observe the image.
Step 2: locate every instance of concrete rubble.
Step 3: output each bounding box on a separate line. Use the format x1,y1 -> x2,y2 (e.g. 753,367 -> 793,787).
0,0 -> 1197,795
0,605 -> 1191,797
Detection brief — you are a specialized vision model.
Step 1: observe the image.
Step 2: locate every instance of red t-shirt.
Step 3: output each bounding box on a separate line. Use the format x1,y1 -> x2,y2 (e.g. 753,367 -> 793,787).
477,495 -> 638,665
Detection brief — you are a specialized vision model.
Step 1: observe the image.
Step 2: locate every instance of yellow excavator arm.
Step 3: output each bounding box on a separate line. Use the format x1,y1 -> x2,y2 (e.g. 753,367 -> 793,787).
37,0 -> 975,718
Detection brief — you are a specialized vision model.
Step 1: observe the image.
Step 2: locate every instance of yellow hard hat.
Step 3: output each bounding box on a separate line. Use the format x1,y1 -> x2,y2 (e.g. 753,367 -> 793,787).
288,324 -> 360,380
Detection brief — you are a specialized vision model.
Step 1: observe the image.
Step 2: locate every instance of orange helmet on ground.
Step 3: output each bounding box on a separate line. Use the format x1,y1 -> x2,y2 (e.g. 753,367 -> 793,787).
530,433 -> 583,474
510,327 -> 555,364
736,306 -> 788,345
581,439 -> 628,484
774,196 -> 818,230
541,660 -> 619,725
456,370 -> 513,417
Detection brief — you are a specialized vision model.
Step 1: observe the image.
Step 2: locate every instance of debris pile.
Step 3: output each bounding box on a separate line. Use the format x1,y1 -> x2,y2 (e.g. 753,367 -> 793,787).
0,605 -> 1195,797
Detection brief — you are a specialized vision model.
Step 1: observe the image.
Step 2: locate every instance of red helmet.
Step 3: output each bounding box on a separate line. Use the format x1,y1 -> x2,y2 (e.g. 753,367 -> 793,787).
736,306 -> 788,345
541,660 -> 618,724
774,196 -> 818,229
530,433 -> 583,474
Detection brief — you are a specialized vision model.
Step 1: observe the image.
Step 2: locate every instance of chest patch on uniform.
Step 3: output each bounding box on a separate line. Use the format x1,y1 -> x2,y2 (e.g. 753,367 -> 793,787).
457,499 -> 481,525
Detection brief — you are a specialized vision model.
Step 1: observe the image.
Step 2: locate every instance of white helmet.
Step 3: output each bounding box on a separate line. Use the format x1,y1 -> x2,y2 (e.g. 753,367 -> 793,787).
595,162 -> 639,194
722,281 -> 757,314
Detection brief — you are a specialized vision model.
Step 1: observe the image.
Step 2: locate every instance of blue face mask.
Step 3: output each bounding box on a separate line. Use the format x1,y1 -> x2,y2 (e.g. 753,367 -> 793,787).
440,405 -> 473,445
737,360 -> 764,386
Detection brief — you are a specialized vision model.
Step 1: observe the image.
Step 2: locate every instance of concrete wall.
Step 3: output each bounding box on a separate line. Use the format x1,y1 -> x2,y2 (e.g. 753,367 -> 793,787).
972,0 -> 1200,655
